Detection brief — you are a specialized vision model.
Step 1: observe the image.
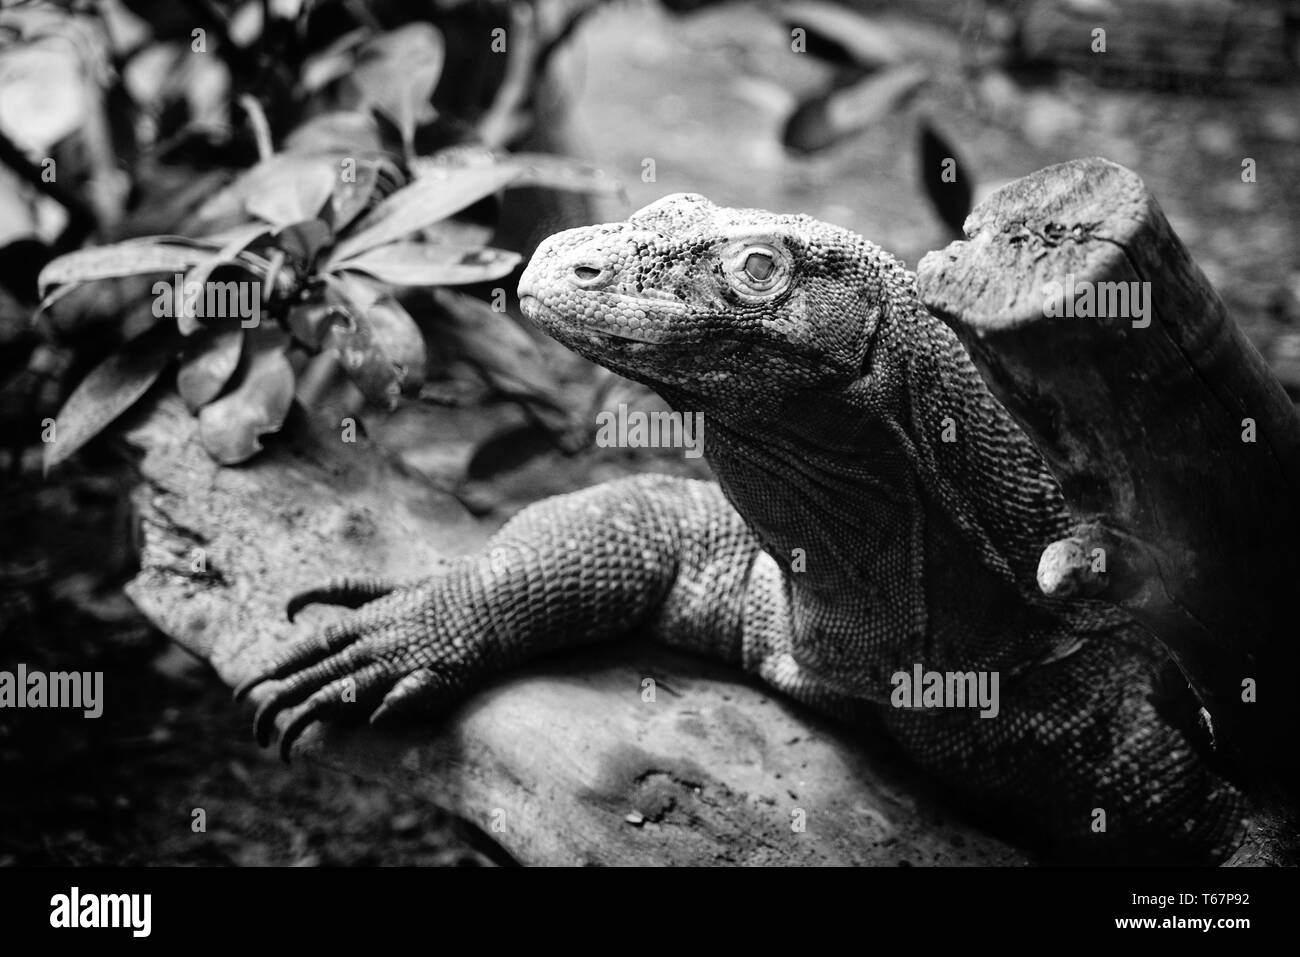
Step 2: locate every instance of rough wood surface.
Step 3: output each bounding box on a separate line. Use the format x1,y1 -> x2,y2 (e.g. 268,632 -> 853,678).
839,0 -> 1294,88
917,157 -> 1300,809
122,393 -> 1024,866
1020,0 -> 1293,89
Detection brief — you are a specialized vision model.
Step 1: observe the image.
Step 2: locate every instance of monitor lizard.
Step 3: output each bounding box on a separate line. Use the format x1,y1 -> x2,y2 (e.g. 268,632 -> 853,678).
235,193 -> 1247,863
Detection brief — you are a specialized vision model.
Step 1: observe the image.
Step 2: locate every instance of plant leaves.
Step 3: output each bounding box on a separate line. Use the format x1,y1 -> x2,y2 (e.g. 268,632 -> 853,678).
44,321 -> 178,472
318,278 -> 398,407
284,110 -> 382,155
918,120 -> 973,237
331,164 -> 521,262
176,223 -> 270,334
781,2 -> 901,70
348,23 -> 445,151
330,241 -> 520,286
418,217 -> 494,248
196,325 -> 295,464
319,274 -> 423,406
177,323 -> 243,411
244,161 -> 338,229
327,155 -> 405,233
299,28 -> 370,93
192,155 -> 339,232
503,153 -> 624,196
411,150 -> 622,196
285,298 -> 342,350
275,218 -> 333,270
331,273 -> 426,392
38,241 -> 217,297
0,39 -> 89,155
430,289 -> 564,411
783,63 -> 927,154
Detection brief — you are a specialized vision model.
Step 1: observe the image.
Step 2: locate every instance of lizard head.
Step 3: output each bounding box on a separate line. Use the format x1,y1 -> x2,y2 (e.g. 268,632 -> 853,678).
518,193 -> 902,415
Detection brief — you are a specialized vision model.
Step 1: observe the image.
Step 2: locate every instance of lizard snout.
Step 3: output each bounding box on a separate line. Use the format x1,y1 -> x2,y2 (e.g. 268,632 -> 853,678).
519,227 -> 621,303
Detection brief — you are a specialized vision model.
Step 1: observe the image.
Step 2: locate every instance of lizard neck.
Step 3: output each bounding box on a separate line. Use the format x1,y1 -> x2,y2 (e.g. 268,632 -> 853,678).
687,277 -> 1065,597
698,376 -> 921,594
878,290 -> 1074,590
685,279 -> 1079,689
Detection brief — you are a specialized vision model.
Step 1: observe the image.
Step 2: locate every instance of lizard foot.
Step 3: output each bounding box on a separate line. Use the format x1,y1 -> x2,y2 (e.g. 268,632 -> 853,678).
233,582 -> 455,760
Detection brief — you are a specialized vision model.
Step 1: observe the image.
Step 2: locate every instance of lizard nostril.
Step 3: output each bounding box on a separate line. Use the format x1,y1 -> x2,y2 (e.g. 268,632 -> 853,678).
573,265 -> 603,283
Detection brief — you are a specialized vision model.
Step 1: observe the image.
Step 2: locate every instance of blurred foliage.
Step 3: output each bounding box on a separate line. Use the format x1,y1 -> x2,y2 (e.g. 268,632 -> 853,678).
0,0 -> 616,468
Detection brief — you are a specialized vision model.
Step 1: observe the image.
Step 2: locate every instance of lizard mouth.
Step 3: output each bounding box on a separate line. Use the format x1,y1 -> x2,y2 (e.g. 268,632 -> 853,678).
519,295 -> 680,345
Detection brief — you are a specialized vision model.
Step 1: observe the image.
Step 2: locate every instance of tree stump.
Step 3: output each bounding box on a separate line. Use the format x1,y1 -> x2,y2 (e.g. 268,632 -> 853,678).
917,157 -> 1300,857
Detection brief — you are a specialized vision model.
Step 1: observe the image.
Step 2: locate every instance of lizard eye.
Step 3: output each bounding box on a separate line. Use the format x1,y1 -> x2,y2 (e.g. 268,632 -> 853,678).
743,251 -> 774,281
724,242 -> 790,300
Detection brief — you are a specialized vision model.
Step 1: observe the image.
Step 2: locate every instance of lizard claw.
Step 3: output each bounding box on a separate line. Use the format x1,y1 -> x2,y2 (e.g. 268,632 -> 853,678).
285,576 -> 399,622
236,580 -> 453,759
232,617 -> 371,702
369,667 -> 446,725
264,662 -> 393,761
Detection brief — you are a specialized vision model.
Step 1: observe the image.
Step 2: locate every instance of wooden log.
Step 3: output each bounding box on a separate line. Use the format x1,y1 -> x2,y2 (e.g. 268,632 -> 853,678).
827,0 -> 1295,89
121,393 -> 1024,866
916,158 -> 1300,815
1019,0 -> 1293,91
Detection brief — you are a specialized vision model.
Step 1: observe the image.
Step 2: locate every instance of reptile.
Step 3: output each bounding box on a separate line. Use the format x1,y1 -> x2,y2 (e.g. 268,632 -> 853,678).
236,193 -> 1248,864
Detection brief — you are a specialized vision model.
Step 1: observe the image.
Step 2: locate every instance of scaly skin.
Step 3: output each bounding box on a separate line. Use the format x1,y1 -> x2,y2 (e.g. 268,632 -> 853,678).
237,194 -> 1247,863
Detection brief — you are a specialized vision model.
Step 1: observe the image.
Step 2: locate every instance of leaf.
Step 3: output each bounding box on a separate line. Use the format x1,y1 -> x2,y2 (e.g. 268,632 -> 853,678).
0,166 -> 42,248
196,325 -> 295,464
38,241 -> 217,297
332,273 -> 426,392
245,162 -> 338,229
430,289 -> 563,410
177,323 -> 243,411
783,64 -> 927,154
781,2 -> 901,71
116,234 -> 227,250
411,151 -> 622,196
348,23 -> 445,151
284,110 -> 382,155
317,279 -> 398,407
918,120 -> 973,237
331,164 -> 521,262
275,219 -> 333,269
505,153 -> 624,196
299,28 -> 370,93
44,321 -> 178,472
177,223 -> 270,334
419,217 -> 494,249
34,282 -> 90,324
319,274 -> 425,405
0,40 -> 88,155
192,155 -> 339,232
330,242 -> 520,286
329,155 -> 405,233
285,298 -> 341,350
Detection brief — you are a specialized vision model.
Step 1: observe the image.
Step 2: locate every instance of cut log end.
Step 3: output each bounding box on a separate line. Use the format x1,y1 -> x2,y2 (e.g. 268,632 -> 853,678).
919,156 -> 1300,806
